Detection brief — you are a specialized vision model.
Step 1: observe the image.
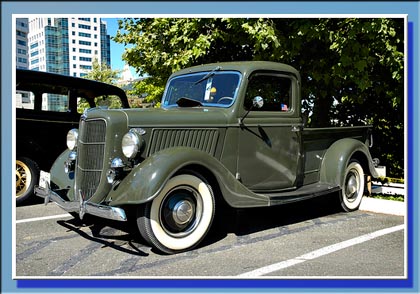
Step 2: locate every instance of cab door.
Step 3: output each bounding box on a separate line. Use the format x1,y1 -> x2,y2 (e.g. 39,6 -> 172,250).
237,72 -> 303,192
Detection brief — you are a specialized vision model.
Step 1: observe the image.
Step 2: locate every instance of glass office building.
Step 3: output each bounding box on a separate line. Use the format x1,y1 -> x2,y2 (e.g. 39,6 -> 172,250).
28,17 -> 110,76
16,18 -> 29,70
26,17 -> 111,110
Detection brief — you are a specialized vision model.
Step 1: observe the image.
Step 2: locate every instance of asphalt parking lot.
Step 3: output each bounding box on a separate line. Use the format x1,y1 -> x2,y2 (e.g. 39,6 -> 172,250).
15,194 -> 405,278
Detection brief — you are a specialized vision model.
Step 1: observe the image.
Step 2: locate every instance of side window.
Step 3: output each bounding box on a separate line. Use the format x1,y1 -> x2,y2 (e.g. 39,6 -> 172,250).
15,90 -> 69,112
15,91 -> 34,109
42,93 -> 69,112
244,74 -> 292,112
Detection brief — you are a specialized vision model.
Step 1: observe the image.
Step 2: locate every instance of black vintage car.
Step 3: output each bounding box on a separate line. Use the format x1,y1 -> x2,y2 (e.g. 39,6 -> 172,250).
16,69 -> 129,204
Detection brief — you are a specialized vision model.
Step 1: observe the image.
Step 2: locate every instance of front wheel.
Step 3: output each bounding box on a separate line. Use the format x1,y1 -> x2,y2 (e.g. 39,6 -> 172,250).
137,173 -> 215,254
16,157 -> 39,205
340,160 -> 365,212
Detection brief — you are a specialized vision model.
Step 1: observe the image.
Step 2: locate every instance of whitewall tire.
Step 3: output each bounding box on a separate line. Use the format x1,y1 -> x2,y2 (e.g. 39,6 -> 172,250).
340,160 -> 365,212
137,173 -> 215,254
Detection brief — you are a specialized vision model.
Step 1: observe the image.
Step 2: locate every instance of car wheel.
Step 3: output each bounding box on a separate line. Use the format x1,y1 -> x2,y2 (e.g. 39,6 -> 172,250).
137,173 -> 215,254
16,157 -> 39,205
340,160 -> 365,212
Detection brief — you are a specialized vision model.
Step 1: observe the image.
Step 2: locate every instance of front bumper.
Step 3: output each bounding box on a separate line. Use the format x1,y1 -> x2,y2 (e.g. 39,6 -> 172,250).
34,184 -> 127,222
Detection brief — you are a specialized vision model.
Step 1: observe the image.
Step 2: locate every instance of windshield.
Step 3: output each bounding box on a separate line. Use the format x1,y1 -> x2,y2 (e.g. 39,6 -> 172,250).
162,71 -> 241,108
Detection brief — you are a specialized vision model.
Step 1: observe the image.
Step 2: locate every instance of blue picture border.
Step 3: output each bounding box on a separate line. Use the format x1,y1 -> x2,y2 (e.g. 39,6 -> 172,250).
2,1 -> 418,293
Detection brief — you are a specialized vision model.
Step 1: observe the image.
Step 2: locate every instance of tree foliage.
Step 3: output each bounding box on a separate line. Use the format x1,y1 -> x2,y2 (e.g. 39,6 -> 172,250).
78,59 -> 123,112
114,18 -> 404,177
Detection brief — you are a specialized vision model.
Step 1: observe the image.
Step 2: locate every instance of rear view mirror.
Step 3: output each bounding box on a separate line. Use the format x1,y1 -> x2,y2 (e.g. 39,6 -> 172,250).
253,96 -> 264,109
240,96 -> 264,127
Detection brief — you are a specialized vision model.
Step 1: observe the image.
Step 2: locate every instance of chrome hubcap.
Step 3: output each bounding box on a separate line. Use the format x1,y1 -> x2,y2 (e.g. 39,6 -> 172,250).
345,173 -> 359,201
160,186 -> 202,237
346,175 -> 357,194
172,200 -> 194,225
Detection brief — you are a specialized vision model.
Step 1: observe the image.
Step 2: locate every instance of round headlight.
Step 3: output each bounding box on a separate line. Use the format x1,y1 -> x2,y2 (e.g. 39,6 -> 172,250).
66,129 -> 79,151
122,130 -> 142,159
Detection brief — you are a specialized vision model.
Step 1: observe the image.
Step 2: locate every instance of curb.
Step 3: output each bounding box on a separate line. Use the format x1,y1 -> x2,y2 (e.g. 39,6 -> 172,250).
359,196 -> 405,216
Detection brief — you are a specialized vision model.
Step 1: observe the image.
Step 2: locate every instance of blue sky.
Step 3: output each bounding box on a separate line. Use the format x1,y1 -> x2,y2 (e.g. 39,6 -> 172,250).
103,18 -> 138,78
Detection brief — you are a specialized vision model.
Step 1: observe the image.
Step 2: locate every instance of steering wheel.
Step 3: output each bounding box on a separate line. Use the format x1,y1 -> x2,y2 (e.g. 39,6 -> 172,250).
217,97 -> 234,104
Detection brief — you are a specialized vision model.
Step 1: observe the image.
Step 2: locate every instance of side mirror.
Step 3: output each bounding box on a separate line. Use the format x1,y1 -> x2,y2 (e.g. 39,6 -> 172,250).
253,96 -> 264,109
240,96 -> 264,127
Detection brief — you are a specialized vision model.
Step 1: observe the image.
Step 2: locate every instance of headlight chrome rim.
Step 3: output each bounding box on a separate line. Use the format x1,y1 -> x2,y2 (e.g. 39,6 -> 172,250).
122,129 -> 143,159
66,129 -> 79,151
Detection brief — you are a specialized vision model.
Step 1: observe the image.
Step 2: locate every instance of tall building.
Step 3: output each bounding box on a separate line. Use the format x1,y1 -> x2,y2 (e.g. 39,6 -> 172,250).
23,17 -> 111,111
16,18 -> 29,69
16,18 -> 32,108
27,17 -> 111,77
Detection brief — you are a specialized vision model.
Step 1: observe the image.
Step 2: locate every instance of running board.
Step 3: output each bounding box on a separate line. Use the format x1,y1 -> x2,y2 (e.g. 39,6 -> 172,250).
262,183 -> 341,206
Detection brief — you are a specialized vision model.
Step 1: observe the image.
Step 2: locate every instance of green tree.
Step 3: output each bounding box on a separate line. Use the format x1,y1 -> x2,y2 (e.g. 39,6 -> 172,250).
113,18 -> 404,177
78,59 -> 123,112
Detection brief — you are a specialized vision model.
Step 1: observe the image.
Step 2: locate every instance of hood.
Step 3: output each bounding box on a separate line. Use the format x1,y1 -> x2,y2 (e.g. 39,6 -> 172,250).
119,107 -> 232,128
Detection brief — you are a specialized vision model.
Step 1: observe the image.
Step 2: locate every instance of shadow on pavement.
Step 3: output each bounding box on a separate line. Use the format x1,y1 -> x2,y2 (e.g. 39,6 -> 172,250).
56,192 -> 343,255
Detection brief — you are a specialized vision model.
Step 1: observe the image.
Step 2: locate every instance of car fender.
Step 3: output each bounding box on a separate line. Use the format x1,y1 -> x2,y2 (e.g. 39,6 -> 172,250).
49,149 -> 77,201
107,146 -> 269,208
320,138 -> 378,187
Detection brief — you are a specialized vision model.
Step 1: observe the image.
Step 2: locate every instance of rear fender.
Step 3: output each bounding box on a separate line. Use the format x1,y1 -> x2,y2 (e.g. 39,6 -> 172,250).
107,147 -> 269,208
320,138 -> 378,187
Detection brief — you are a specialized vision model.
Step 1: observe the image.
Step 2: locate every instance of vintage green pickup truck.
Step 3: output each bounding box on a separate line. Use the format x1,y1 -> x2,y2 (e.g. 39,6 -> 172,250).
36,61 -> 378,254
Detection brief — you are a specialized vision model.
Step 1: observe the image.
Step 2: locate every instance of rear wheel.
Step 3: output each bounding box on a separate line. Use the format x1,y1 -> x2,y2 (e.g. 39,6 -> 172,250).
137,173 -> 215,254
16,157 -> 39,205
340,160 -> 365,212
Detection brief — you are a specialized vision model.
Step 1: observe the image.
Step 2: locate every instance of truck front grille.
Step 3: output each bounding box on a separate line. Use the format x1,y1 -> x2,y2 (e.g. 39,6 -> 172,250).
76,119 -> 106,200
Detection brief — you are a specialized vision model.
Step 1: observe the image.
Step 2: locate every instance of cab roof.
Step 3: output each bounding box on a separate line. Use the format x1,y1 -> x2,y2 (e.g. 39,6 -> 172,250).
170,61 -> 301,82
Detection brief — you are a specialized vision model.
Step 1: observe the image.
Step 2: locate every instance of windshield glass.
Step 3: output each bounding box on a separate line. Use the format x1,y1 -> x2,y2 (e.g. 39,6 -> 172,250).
162,71 -> 241,108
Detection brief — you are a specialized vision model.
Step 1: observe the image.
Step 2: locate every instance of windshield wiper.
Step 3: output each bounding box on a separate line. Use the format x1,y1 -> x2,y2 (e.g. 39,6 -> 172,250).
193,66 -> 221,85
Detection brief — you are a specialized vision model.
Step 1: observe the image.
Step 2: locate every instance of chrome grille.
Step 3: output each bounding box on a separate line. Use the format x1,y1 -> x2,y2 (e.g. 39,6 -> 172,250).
76,119 -> 106,200
79,119 -> 106,143
148,129 -> 219,156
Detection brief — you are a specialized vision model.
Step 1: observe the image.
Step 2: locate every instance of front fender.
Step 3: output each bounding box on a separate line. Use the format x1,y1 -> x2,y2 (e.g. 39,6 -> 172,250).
107,147 -> 269,208
49,149 -> 76,201
320,138 -> 378,187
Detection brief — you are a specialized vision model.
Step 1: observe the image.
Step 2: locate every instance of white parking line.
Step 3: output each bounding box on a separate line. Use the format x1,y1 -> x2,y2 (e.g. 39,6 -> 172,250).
16,213 -> 71,224
238,224 -> 405,277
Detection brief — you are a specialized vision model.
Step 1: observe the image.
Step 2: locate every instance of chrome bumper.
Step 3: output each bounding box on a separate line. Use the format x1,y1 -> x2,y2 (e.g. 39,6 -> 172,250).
34,184 -> 127,222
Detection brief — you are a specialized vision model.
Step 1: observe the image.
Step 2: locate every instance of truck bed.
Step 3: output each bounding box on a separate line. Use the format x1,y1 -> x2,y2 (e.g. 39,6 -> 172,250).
302,126 -> 371,185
